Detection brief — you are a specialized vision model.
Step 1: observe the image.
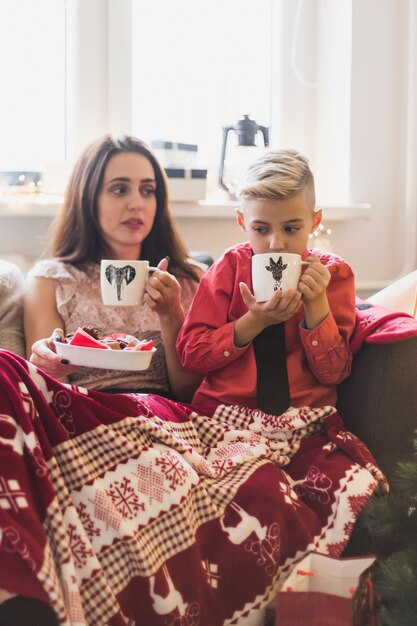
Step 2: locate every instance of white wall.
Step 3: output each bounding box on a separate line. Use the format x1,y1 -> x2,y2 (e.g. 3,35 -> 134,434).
335,0 -> 416,293
268,0 -> 417,295
2,0 -> 417,297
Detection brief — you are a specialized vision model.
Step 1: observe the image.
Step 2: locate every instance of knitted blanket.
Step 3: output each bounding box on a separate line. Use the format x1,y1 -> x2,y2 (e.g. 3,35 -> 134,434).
0,350 -> 386,625
350,298 -> 417,354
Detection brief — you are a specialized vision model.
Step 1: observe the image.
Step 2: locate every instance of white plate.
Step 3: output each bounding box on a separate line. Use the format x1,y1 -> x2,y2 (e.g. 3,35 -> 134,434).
54,341 -> 156,370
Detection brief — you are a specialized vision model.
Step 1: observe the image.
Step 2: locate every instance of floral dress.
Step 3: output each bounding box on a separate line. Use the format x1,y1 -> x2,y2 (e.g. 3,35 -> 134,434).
29,259 -> 202,393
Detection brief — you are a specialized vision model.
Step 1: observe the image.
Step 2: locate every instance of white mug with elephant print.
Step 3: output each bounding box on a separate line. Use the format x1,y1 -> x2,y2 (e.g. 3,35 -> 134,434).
100,260 -> 158,306
251,253 -> 310,303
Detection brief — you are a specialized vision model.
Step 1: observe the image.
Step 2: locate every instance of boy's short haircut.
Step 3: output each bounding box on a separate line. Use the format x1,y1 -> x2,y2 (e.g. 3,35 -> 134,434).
236,149 -> 315,204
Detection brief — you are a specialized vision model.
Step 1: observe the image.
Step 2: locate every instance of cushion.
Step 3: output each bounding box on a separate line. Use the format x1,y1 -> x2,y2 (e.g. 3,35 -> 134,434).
367,269 -> 417,317
0,260 -> 26,357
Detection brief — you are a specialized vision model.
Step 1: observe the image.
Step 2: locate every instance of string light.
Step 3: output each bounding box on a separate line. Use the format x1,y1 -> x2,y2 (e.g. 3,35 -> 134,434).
309,223 -> 333,251
312,223 -> 332,239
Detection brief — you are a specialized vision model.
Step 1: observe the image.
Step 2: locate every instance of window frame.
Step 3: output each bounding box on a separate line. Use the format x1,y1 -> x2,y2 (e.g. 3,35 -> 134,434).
66,0 -> 353,203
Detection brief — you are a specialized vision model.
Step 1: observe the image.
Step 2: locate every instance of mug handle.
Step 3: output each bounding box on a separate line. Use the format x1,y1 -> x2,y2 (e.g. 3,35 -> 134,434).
301,261 -> 311,266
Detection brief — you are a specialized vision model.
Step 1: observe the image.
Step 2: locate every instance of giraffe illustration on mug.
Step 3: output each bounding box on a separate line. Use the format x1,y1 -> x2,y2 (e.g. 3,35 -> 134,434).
266,256 -> 287,292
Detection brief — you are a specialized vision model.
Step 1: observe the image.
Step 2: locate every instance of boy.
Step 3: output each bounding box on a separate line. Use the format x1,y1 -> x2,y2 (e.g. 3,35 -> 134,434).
176,149 -> 356,412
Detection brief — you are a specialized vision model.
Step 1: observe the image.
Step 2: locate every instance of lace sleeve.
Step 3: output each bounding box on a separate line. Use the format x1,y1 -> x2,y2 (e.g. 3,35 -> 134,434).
28,259 -> 74,281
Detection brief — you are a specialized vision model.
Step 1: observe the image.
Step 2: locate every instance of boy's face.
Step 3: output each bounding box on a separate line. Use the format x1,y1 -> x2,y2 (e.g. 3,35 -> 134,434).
236,190 -> 322,256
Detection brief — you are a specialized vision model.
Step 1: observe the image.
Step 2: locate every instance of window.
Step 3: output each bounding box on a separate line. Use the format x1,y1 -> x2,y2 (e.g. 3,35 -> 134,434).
131,0 -> 271,192
0,0 -> 66,170
270,0 -> 352,204
0,0 -> 352,205
129,0 -> 352,203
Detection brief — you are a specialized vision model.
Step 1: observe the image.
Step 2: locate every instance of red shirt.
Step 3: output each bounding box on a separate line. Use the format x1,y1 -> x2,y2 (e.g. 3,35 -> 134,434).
177,243 -> 356,411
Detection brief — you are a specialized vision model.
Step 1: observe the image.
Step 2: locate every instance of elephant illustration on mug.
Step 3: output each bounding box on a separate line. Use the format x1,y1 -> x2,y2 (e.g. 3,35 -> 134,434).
105,264 -> 136,301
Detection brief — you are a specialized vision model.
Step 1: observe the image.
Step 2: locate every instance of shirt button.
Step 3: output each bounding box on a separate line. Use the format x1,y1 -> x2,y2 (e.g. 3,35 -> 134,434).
223,350 -> 230,357
311,340 -> 319,347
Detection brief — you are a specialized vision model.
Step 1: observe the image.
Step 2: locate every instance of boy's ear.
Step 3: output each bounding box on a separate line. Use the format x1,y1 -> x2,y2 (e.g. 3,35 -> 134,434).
235,208 -> 246,232
311,208 -> 322,233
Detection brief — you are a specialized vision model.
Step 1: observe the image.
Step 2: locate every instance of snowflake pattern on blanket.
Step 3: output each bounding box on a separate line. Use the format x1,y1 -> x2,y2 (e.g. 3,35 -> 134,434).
0,350 -> 386,625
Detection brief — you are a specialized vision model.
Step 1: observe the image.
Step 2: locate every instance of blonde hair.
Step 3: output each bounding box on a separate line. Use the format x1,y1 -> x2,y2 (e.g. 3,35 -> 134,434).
236,149 -> 315,204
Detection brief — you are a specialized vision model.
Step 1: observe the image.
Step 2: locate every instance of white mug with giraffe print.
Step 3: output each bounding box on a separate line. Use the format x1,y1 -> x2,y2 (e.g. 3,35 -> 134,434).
251,253 -> 310,302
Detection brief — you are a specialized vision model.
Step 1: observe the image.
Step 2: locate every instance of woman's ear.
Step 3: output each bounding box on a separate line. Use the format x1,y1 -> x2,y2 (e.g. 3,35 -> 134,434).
235,208 -> 246,232
311,208 -> 322,233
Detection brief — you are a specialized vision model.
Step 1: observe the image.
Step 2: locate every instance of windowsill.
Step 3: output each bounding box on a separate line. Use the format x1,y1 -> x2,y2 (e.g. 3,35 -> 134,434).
0,194 -> 64,216
173,200 -> 372,222
0,196 -> 372,222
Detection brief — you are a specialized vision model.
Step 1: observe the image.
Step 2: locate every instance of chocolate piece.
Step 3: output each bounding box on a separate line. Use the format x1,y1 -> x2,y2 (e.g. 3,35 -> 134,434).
82,326 -> 100,340
101,340 -> 122,350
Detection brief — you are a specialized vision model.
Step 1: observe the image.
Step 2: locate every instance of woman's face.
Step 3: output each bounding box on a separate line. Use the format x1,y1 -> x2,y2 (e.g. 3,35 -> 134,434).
97,151 -> 158,259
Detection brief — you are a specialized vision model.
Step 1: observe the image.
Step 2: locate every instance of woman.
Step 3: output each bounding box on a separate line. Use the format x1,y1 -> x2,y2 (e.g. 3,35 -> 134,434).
25,134 -> 203,401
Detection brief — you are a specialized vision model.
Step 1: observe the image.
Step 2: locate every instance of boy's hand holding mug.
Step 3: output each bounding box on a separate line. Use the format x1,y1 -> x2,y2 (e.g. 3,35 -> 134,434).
298,254 -> 331,302
235,252 -> 330,346
298,254 -> 331,329
239,283 -> 302,326
235,283 -> 302,348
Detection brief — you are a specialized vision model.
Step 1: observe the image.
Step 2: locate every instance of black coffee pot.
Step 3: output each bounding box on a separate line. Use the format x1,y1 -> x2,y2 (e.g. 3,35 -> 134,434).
219,114 -> 269,193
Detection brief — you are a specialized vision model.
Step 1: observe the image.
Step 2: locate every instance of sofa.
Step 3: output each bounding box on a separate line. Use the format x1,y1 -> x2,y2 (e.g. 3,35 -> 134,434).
337,336 -> 417,481
0,258 -> 416,483
0,258 -> 416,624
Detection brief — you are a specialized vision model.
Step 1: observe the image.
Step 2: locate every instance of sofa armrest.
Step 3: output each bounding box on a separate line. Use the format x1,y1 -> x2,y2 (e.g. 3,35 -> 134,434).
0,260 -> 26,357
337,336 -> 417,481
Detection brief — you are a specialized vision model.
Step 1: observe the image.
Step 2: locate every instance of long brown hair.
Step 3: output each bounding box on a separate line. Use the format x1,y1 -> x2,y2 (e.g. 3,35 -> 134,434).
50,134 -> 199,280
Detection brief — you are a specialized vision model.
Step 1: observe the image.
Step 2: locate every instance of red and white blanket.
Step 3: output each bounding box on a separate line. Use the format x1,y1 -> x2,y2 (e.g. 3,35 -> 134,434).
0,350 -> 386,625
351,298 -> 417,352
